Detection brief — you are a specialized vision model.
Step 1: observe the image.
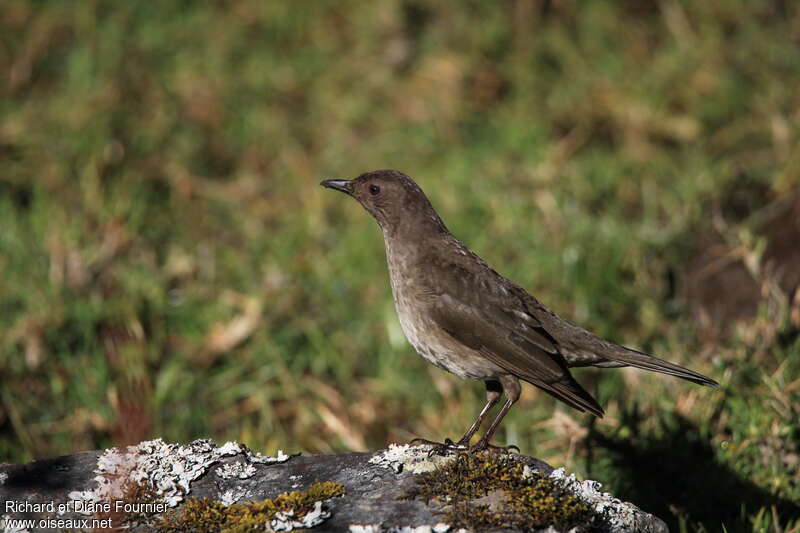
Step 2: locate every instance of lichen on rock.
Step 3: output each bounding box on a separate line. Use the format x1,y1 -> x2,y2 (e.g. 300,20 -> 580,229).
548,468 -> 667,533
368,444 -> 458,474
66,438 -> 292,526
216,460 -> 258,480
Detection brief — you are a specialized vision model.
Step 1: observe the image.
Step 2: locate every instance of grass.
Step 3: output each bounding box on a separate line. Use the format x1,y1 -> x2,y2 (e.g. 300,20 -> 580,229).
1,1 -> 799,531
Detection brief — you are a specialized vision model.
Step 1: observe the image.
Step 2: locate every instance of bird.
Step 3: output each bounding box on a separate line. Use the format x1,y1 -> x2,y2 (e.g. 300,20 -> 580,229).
320,169 -> 718,452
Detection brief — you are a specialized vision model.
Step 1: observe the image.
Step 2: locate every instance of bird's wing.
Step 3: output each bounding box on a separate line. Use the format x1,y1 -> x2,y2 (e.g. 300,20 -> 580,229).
420,254 -> 604,416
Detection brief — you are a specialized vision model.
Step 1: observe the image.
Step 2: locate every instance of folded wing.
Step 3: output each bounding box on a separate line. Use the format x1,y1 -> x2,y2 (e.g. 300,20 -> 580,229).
422,257 -> 604,417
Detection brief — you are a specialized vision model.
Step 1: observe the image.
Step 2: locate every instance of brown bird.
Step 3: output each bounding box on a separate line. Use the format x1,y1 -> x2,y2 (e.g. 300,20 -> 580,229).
321,170 -> 718,452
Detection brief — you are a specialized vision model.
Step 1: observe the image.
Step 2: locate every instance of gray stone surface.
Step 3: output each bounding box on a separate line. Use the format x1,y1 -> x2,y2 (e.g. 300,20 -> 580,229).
0,440 -> 667,532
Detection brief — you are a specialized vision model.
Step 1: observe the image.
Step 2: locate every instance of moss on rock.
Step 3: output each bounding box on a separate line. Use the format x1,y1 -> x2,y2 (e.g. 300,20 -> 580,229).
154,480 -> 345,532
405,452 -> 589,531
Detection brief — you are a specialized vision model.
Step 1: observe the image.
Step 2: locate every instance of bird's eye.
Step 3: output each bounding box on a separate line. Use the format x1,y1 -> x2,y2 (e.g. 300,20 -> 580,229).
369,184 -> 381,196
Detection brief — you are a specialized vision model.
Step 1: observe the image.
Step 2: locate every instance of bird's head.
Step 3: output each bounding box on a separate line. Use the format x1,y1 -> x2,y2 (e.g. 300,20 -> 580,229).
320,169 -> 445,234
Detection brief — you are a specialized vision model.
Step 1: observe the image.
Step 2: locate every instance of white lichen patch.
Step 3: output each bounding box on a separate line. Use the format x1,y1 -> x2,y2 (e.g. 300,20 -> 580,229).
219,487 -> 250,506
272,500 -> 329,531
216,460 -> 257,480
68,438 -> 291,514
215,440 -> 291,464
549,467 -> 648,532
521,464 -> 535,480
0,472 -> 7,485
349,524 -> 462,533
368,444 -> 457,474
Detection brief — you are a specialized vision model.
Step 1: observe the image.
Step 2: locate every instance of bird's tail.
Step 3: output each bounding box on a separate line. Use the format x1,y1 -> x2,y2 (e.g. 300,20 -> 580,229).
608,347 -> 718,388
534,375 -> 606,418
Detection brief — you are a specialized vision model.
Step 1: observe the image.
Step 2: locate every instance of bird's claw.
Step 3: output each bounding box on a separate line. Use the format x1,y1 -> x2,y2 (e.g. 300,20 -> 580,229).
409,437 -> 518,455
468,441 -> 520,454
409,437 -> 468,456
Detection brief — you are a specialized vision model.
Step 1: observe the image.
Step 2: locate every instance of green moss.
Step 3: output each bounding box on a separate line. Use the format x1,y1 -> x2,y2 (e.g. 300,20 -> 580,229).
405,453 -> 590,531
154,480 -> 345,532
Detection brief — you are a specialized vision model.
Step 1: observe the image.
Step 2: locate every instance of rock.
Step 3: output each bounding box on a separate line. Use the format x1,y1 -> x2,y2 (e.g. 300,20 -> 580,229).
0,439 -> 667,532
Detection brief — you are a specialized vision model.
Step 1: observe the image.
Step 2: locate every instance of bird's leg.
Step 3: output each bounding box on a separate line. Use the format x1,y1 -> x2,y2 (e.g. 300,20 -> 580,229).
411,381 -> 502,451
470,375 -> 521,453
454,380 -> 502,447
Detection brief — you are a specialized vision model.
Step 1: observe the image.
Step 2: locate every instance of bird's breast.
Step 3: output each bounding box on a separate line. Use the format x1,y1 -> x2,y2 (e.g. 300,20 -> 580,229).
385,251 -> 435,361
383,240 -> 504,381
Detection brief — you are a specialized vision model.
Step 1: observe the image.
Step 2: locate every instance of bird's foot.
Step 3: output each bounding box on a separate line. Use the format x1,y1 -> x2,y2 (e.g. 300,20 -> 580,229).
409,437 -> 468,455
467,440 -> 520,454
409,436 -> 454,447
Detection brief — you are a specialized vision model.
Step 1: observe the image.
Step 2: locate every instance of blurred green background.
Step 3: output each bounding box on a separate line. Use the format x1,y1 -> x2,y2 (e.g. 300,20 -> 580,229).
1,0 -> 799,530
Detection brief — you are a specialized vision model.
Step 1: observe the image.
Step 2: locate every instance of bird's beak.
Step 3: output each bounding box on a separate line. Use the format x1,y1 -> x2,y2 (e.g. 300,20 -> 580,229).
320,179 -> 353,195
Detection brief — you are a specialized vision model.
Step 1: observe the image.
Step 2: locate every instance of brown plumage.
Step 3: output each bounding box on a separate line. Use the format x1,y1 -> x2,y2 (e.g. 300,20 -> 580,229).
321,169 -> 718,452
